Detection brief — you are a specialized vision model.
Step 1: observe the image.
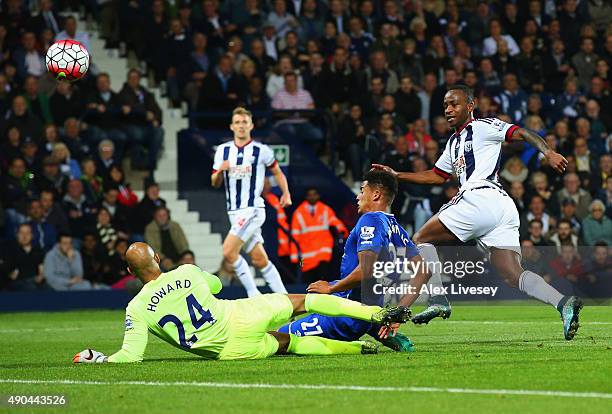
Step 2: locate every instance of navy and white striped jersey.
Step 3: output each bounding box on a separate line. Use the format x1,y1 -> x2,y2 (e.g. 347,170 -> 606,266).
433,118 -> 518,189
213,140 -> 277,211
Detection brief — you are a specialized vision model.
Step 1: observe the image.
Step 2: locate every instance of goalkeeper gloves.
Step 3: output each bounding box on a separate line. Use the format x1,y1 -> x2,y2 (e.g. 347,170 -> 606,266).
73,349 -> 108,364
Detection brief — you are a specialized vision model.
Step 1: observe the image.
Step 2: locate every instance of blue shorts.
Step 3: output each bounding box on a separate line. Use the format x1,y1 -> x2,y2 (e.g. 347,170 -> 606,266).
279,283 -> 381,341
278,313 -> 379,341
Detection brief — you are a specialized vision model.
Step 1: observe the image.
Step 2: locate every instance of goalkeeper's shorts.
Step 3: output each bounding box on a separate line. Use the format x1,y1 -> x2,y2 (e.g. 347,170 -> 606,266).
218,293 -> 293,360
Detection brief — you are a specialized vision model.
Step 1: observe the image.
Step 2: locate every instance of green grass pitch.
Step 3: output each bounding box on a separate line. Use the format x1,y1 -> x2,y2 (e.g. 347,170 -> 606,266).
1,303 -> 611,413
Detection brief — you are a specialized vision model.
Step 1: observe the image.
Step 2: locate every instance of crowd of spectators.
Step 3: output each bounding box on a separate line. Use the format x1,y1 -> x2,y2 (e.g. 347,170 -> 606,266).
1,172 -> 194,291
0,1 -> 192,291
1,0 -> 610,292
96,0 -> 607,290
87,1 -> 609,184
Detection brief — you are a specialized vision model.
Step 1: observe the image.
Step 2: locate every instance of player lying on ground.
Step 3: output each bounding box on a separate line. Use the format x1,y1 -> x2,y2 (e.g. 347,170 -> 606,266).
281,170 -> 429,352
373,85 -> 582,340
73,243 -> 410,363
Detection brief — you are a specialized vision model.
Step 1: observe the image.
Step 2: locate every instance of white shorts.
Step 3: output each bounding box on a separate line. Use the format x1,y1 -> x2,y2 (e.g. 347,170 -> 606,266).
228,207 -> 266,253
437,186 -> 521,255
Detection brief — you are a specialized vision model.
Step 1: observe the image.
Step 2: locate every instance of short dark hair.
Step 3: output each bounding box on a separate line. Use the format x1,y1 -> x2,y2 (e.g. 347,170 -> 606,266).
528,219 -> 543,227
154,206 -> 169,215
180,250 -> 195,258
145,181 -> 160,191
363,169 -> 398,204
58,232 -> 72,242
447,84 -> 474,104
558,218 -> 572,227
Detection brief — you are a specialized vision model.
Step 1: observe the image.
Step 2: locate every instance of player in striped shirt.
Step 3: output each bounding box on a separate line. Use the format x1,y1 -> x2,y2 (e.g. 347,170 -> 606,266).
211,107 -> 291,297
375,85 -> 582,341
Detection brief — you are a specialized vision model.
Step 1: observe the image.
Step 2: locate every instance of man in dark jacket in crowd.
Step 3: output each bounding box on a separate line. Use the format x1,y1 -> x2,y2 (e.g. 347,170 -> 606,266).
1,157 -> 38,236
131,182 -> 166,237
62,179 -> 98,241
84,73 -> 129,159
117,69 -> 164,173
3,223 -> 46,291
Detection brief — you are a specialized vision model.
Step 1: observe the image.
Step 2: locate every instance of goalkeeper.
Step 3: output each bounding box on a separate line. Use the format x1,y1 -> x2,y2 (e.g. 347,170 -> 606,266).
73,242 -> 410,363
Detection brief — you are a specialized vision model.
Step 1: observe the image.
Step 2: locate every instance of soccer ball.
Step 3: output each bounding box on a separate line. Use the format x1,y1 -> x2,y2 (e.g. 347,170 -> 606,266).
45,39 -> 90,81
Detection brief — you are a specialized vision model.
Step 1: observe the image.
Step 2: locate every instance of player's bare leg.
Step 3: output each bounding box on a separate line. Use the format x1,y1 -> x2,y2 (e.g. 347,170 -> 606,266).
223,234 -> 261,297
490,248 -> 583,340
409,215 -> 457,324
248,243 -> 287,293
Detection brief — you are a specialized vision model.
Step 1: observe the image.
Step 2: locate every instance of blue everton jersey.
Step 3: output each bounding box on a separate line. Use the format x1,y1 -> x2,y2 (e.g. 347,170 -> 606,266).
278,211 -> 419,340
340,212 -> 419,304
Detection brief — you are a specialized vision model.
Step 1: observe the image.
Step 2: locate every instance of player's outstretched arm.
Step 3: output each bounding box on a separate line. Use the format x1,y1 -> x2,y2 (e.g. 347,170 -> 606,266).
510,128 -> 568,174
371,164 -> 447,185
106,308 -> 149,363
74,307 -> 149,364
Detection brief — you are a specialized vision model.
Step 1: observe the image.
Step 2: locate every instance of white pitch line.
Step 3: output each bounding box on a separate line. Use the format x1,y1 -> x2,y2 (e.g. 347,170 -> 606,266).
0,379 -> 611,400
447,321 -> 612,325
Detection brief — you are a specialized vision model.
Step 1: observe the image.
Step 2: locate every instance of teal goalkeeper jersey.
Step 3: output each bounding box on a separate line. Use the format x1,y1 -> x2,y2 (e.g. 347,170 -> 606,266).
108,264 -> 233,362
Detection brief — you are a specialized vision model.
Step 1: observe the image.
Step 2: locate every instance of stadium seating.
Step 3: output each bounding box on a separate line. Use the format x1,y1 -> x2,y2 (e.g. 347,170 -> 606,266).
0,0 -> 610,300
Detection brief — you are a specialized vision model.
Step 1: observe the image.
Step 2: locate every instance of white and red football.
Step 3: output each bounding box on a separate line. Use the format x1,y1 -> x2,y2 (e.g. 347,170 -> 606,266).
45,39 -> 90,81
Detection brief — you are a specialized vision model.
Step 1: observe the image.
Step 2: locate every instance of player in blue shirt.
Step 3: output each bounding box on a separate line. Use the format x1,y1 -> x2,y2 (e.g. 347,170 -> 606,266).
278,170 -> 429,351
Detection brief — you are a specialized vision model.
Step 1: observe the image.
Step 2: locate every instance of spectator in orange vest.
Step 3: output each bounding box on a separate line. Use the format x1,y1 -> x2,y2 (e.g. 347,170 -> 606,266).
263,179 -> 294,283
290,187 -> 348,283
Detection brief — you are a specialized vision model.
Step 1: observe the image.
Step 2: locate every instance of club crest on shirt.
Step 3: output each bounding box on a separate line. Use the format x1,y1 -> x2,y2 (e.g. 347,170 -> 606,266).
464,141 -> 472,153
453,155 -> 466,175
492,119 -> 506,131
125,316 -> 134,331
360,226 -> 375,241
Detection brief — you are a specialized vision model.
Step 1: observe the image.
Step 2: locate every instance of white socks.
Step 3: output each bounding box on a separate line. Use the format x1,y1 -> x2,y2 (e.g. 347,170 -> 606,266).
261,262 -> 288,294
232,256 -> 261,297
232,257 -> 288,296
417,243 -> 445,296
518,270 -> 563,307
